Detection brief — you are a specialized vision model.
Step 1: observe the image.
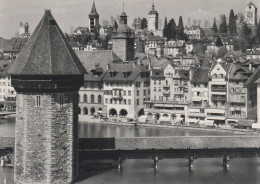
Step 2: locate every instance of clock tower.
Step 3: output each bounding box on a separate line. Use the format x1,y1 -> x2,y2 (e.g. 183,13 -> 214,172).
244,2 -> 257,26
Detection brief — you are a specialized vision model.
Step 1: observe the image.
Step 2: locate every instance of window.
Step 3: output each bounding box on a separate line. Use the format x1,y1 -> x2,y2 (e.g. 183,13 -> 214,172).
154,87 -> 156,91
158,87 -> 161,92
143,90 -> 146,96
91,95 -> 95,103
36,96 -> 41,107
123,91 -> 126,96
137,99 -> 139,105
154,80 -> 156,84
136,82 -> 140,87
110,99 -> 113,104
105,98 -> 108,103
231,88 -> 234,93
154,96 -> 156,101
128,91 -> 131,96
124,99 -> 126,104
137,90 -> 139,96
128,99 -> 131,105
84,94 -> 87,102
98,95 -> 102,103
148,89 -> 150,95
220,74 -> 223,78
159,80 -> 161,84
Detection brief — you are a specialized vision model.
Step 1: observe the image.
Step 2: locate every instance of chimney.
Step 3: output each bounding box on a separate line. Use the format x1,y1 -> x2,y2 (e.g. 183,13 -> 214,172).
249,62 -> 252,71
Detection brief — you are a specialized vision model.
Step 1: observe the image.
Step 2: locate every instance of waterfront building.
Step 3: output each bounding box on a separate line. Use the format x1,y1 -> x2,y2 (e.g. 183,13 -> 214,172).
184,25 -> 204,40
205,62 -> 232,125
9,10 -> 86,183
75,50 -> 121,120
103,62 -> 150,119
148,3 -> 159,32
226,63 -> 251,125
89,1 -> 99,33
112,10 -> 135,61
188,68 -> 210,125
145,60 -> 195,123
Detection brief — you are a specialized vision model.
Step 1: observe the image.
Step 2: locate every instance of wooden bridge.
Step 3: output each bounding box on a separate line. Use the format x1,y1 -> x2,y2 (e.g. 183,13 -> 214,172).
2,136 -> 260,169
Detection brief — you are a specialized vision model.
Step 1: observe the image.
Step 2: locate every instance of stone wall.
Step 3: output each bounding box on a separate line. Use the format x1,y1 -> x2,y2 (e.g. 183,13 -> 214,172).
112,39 -> 127,61
15,92 -> 78,184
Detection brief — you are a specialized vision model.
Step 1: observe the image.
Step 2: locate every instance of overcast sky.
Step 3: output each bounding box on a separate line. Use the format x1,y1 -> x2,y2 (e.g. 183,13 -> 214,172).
0,0 -> 259,38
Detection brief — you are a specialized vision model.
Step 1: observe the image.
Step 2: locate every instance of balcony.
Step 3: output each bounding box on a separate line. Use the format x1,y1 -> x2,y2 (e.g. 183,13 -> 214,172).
211,96 -> 227,101
112,94 -> 123,99
188,112 -> 205,117
211,86 -> 226,92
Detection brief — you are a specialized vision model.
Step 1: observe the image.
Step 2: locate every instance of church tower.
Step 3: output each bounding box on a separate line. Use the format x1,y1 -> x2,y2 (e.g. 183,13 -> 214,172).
10,10 -> 86,184
148,3 -> 159,31
244,2 -> 257,26
112,9 -> 135,61
89,1 -> 99,33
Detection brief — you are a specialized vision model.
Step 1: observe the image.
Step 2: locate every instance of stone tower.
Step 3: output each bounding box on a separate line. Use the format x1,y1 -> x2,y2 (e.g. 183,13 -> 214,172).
10,10 -> 86,184
148,3 -> 159,31
112,10 -> 135,61
89,0 -> 99,33
244,2 -> 258,26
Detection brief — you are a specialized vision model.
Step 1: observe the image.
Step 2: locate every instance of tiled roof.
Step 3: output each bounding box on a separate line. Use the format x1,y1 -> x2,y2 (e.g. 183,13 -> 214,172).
244,67 -> 260,86
248,2 -> 256,7
246,50 -> 260,55
3,37 -> 28,53
151,68 -> 165,79
103,62 -> 149,82
223,51 -> 242,59
75,50 -> 121,72
9,10 -> 86,75
148,3 -> 158,14
191,68 -> 209,83
0,60 -> 13,76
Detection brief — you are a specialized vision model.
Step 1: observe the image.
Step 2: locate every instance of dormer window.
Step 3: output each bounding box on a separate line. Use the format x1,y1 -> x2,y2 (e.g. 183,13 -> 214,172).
109,70 -> 117,77
123,70 -> 131,78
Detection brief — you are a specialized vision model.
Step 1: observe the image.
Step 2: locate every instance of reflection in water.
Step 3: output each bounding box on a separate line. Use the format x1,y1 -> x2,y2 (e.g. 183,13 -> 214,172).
1,118 -> 260,184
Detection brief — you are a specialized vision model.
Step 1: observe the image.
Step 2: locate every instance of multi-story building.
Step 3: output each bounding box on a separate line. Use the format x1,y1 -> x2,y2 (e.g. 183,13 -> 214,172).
164,40 -> 185,56
226,63 -> 251,125
76,50 -> 121,120
103,62 -> 150,119
147,3 -> 159,32
184,25 -> 204,40
145,34 -> 164,58
205,62 -> 232,125
188,68 -> 209,125
245,49 -> 260,59
145,61 -> 195,123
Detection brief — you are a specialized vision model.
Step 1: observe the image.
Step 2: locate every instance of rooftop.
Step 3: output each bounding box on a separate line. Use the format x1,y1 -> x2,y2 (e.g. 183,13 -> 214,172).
9,10 -> 86,75
89,1 -> 99,17
191,68 -> 210,84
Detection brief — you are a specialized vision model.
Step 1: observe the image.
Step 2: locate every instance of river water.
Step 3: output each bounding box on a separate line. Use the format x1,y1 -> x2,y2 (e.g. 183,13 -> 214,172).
1,117 -> 260,184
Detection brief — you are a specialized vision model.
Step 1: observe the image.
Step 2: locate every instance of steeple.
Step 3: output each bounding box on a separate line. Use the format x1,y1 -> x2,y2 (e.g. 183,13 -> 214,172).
89,0 -> 99,17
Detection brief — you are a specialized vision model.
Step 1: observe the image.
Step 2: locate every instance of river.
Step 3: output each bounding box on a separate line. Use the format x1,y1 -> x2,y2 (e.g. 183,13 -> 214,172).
0,117 -> 260,184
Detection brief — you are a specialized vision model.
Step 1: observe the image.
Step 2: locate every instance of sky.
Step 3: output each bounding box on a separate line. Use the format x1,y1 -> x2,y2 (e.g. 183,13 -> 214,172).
0,0 -> 259,39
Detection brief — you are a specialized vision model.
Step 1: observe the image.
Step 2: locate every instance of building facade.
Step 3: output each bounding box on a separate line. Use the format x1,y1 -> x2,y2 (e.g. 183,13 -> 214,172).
244,2 -> 258,26
148,3 -> 159,31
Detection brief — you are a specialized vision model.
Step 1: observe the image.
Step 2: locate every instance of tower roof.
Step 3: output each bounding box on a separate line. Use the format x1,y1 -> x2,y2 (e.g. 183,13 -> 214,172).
89,1 -> 99,17
148,3 -> 158,15
10,10 -> 86,75
248,2 -> 256,7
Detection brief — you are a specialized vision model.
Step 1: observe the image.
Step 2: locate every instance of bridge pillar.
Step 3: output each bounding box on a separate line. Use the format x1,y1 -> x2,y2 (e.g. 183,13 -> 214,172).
223,156 -> 230,168
188,156 -> 194,169
153,156 -> 159,170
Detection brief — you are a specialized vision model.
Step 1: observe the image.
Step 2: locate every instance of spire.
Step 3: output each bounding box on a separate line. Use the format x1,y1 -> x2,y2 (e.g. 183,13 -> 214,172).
152,1 -> 155,10
10,10 -> 86,75
89,0 -> 99,17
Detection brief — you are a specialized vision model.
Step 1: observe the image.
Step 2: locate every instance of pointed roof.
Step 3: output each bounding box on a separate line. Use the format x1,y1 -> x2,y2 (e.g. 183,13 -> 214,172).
148,3 -> 158,15
10,10 -> 86,75
89,1 -> 99,17
248,2 -> 256,7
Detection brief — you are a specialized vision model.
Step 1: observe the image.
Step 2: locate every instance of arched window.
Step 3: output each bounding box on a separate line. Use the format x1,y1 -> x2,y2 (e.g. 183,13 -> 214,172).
83,94 -> 87,103
98,95 -> 102,103
83,107 -> 88,115
90,108 -> 95,115
78,107 -> 81,115
91,95 -> 95,103
220,74 -> 223,78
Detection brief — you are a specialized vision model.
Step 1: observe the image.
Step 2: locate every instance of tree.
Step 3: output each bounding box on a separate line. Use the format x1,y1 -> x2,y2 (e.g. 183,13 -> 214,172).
188,17 -> 191,27
141,18 -> 148,29
212,18 -> 218,33
215,36 -> 223,47
163,17 -> 168,38
193,43 -> 207,55
192,19 -> 197,26
177,16 -> 185,40
217,47 -> 228,59
228,9 -> 237,35
219,15 -> 228,34
198,19 -> 202,27
132,17 -> 142,30
168,18 -> 176,40
240,22 -> 252,46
